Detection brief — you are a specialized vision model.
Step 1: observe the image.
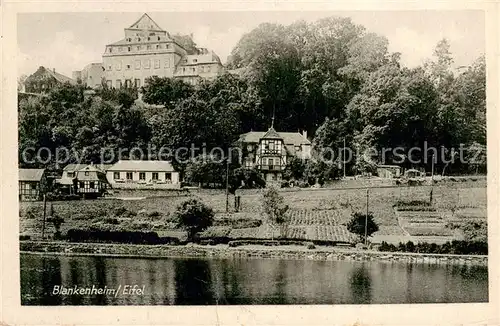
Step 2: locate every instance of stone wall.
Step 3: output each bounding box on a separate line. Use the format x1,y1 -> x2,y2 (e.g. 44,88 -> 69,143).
20,241 -> 488,266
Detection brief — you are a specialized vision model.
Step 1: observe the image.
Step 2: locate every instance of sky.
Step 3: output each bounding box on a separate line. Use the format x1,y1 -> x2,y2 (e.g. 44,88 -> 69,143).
17,11 -> 485,78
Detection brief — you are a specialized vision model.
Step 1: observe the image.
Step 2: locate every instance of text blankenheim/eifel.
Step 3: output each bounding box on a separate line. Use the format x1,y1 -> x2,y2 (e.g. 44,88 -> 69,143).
52,284 -> 145,296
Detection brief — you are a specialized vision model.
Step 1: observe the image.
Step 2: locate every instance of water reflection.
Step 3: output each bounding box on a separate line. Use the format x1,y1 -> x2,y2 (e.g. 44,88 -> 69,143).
349,263 -> 372,304
20,254 -> 488,305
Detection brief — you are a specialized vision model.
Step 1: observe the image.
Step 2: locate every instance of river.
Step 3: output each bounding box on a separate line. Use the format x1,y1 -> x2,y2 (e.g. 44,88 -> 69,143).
20,253 -> 488,305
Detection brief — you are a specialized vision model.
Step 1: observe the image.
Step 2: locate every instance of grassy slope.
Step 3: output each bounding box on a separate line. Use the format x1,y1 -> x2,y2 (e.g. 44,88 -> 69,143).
20,183 -> 487,243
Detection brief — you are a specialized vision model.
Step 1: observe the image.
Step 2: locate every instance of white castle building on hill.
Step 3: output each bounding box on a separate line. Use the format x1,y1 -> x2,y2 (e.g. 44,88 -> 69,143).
73,13 -> 224,88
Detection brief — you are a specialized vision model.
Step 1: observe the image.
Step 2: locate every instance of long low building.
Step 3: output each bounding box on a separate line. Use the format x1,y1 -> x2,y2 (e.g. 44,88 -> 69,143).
106,160 -> 180,189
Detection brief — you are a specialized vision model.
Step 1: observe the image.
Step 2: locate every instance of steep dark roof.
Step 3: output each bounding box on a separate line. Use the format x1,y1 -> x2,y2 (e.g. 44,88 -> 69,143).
262,127 -> 282,139
19,168 -> 45,182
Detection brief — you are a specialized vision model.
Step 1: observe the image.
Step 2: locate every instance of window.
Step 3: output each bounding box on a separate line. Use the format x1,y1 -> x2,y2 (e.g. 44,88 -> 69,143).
166,44 -> 170,49
165,173 -> 172,181
127,38 -> 131,42
128,46 -> 131,52
193,59 -> 197,63
156,44 -> 160,49
116,62 -> 122,70
152,172 -> 159,180
89,181 -> 95,189
126,64 -> 131,70
206,66 -> 211,72
247,144 -> 253,152
113,172 -> 120,179
108,47 -> 112,53
268,159 -> 274,170
154,59 -> 160,69
134,79 -> 141,87
147,37 -> 150,41
79,181 -> 84,188
85,171 -> 89,176
147,45 -> 151,50
106,80 -> 112,88
137,46 -> 141,51
116,80 -> 122,88
165,60 -> 170,68
67,172 -> 75,178
144,59 -> 150,69
192,68 -> 195,72
31,183 -> 37,190
125,80 -> 132,88
157,36 -> 160,41
139,172 -> 146,180
295,145 -> 301,151
119,47 -> 123,52
138,37 -> 141,41
135,60 -> 141,69
107,65 -> 112,71
126,172 -> 133,180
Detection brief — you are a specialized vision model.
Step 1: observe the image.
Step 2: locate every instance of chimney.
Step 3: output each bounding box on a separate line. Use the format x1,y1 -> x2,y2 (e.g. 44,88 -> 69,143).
302,130 -> 307,140
53,68 -> 55,73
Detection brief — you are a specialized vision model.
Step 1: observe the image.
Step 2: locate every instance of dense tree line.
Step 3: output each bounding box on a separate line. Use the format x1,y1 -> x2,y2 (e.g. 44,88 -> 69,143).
19,16 -> 486,182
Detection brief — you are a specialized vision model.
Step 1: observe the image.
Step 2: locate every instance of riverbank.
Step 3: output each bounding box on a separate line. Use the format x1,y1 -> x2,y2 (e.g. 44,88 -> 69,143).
20,241 -> 488,266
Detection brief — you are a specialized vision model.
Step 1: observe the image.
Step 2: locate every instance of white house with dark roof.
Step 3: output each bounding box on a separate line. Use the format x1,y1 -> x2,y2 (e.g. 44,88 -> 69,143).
237,126 -> 312,182
106,160 -> 180,189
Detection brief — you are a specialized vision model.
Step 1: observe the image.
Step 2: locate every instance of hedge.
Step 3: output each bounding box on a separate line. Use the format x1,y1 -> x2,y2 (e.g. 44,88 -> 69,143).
378,240 -> 487,255
66,229 -> 180,245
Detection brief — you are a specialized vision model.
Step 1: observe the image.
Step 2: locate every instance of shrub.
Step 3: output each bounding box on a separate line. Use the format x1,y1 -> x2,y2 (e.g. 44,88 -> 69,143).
148,211 -> 162,218
306,242 -> 316,250
378,240 -> 487,255
104,218 -> 120,225
173,198 -> 214,242
66,228 -> 179,245
19,235 -> 31,241
347,212 -> 379,243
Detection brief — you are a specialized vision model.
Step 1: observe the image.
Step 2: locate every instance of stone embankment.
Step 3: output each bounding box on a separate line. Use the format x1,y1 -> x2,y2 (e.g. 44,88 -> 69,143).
20,241 -> 488,266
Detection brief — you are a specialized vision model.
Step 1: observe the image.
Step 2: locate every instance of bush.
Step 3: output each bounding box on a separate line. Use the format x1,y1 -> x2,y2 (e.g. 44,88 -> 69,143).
378,240 -> 487,255
148,211 -> 162,218
104,218 -> 120,225
306,242 -> 316,250
214,217 -> 262,228
19,235 -> 31,241
66,228 -> 179,245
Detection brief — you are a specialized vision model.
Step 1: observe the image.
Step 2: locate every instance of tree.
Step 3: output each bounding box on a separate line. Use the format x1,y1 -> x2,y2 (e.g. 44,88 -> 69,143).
261,187 -> 289,239
347,212 -> 379,243
174,199 -> 214,242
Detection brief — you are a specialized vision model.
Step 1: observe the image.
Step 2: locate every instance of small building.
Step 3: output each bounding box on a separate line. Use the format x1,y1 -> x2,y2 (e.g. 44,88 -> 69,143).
72,62 -> 104,88
56,164 -> 108,197
238,125 -> 312,182
106,160 -> 180,189
24,66 -> 75,94
376,165 -> 402,178
19,168 -> 46,201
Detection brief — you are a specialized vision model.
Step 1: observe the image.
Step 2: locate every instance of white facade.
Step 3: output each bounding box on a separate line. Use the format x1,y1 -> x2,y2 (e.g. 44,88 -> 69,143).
106,160 -> 180,189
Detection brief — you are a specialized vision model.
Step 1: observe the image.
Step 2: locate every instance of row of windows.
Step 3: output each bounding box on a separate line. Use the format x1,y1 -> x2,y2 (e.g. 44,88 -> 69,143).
106,60 -> 214,73
125,35 -> 162,43
106,79 -> 142,88
107,59 -> 167,71
113,172 -> 172,180
108,42 -> 170,53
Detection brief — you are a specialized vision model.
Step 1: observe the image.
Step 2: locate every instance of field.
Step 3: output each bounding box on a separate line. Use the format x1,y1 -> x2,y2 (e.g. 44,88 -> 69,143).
19,182 -> 487,244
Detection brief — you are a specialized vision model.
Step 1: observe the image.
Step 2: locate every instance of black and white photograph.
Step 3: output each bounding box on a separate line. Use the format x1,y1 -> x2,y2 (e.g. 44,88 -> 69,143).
6,4 -> 495,316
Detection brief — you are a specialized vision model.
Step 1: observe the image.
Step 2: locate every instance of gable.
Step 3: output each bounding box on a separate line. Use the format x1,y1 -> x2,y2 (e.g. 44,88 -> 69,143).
128,13 -> 163,31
